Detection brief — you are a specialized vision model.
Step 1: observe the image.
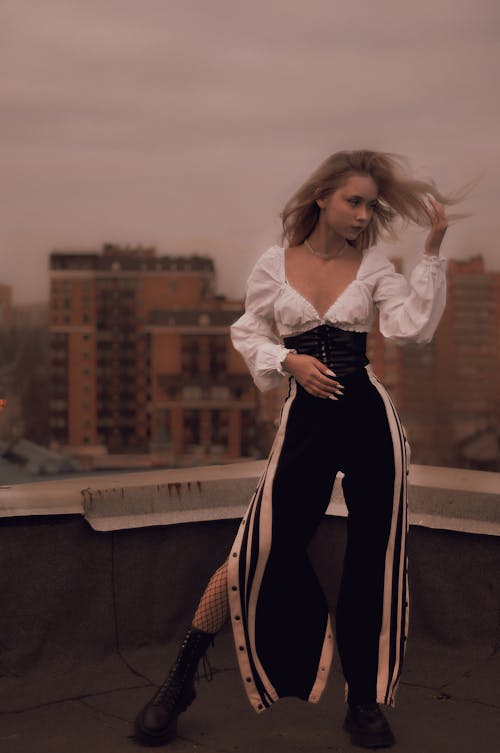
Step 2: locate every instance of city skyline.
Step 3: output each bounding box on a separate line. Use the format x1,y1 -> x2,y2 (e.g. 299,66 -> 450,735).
1,244 -> 499,472
2,243 -> 498,310
2,0 -> 499,304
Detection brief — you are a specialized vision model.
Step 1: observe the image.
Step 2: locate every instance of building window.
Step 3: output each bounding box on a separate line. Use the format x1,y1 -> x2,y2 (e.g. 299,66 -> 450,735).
211,385 -> 230,400
211,410 -> 229,448
210,336 -> 226,375
241,411 -> 256,457
181,336 -> 200,376
183,410 -> 201,448
49,399 -> 67,410
182,386 -> 202,399
156,410 -> 171,443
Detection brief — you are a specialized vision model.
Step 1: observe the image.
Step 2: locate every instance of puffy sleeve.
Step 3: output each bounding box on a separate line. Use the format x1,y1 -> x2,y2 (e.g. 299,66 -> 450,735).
373,253 -> 447,344
230,247 -> 296,392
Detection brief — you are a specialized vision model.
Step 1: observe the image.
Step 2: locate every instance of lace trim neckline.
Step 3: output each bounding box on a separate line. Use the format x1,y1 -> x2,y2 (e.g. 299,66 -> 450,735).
280,245 -> 367,321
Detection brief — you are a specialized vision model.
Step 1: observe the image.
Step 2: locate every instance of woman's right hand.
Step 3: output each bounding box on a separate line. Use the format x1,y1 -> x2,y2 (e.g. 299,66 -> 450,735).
282,353 -> 344,399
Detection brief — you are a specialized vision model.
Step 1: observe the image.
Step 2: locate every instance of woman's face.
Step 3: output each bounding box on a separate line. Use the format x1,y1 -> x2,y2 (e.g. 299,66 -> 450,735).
317,173 -> 379,242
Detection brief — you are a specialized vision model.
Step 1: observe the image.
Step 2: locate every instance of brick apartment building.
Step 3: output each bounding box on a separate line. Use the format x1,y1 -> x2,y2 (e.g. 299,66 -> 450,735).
48,244 -> 256,467
47,248 -> 406,466
48,247 -> 500,471
397,256 -> 500,469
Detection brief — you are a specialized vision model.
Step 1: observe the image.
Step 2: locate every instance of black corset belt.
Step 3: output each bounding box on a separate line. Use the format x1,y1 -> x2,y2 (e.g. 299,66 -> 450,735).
283,324 -> 369,378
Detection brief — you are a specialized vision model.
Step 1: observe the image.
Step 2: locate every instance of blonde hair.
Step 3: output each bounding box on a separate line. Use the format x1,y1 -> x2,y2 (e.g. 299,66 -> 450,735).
281,149 -> 468,250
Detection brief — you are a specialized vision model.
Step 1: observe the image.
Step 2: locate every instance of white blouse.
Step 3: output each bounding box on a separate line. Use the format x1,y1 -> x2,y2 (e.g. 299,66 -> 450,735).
230,244 -> 447,392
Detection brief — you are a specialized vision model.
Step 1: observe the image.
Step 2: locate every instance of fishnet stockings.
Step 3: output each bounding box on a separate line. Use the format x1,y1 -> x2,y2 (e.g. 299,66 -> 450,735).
192,560 -> 230,635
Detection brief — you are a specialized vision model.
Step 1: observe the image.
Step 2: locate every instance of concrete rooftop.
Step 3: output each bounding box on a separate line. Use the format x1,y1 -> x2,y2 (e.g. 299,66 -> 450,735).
1,630 -> 499,753
1,462 -> 499,753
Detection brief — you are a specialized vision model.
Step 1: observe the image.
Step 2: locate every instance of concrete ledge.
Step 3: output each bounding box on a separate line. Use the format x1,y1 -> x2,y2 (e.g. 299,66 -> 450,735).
1,515 -> 498,684
1,462 -> 499,535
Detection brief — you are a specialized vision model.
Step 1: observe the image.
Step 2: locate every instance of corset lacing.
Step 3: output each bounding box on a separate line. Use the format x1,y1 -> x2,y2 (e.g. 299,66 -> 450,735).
283,324 -> 369,378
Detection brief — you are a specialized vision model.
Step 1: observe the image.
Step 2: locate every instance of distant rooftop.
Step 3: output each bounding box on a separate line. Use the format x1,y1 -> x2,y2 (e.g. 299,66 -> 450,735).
50,244 -> 215,273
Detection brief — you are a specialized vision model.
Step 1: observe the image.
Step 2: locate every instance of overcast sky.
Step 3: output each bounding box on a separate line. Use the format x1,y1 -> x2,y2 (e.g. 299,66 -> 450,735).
2,0 -> 499,303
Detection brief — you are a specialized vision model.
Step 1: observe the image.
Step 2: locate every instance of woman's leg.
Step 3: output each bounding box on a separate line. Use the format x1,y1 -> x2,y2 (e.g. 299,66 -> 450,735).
228,379 -> 341,712
336,373 -> 409,709
134,560 -> 229,746
335,368 -> 410,748
192,560 -> 229,634
134,625 -> 213,746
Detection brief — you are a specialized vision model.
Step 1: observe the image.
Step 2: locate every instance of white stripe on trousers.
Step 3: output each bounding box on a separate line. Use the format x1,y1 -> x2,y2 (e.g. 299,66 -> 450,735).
365,364 -> 410,706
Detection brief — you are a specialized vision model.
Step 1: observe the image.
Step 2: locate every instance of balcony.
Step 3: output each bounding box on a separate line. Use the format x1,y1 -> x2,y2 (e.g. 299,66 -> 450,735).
0,464 -> 498,753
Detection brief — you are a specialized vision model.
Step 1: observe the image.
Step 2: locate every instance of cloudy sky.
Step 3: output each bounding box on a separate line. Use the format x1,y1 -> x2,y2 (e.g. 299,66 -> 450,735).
2,0 -> 499,303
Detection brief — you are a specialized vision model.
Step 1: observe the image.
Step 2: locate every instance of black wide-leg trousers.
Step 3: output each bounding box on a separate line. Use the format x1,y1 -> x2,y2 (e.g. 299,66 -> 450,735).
228,364 -> 410,713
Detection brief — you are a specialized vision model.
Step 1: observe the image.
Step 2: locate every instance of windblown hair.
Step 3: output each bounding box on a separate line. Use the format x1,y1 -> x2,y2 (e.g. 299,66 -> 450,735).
281,149 -> 468,250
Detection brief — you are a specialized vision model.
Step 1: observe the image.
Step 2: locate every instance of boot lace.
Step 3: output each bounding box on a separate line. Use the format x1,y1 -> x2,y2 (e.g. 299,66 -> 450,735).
153,666 -> 186,708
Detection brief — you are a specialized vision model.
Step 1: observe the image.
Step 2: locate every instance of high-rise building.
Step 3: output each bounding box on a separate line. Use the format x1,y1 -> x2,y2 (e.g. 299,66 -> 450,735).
435,256 -> 500,468
397,255 -> 500,469
49,247 -> 499,471
49,244 -> 254,466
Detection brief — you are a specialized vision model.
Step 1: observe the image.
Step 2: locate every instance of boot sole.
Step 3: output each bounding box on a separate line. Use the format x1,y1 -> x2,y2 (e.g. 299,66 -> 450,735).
133,688 -> 196,746
133,718 -> 178,747
343,718 -> 395,749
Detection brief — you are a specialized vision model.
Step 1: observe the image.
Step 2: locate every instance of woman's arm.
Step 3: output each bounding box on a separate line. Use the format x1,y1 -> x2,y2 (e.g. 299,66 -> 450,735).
423,195 -> 448,256
373,254 -> 447,344
230,310 -> 293,392
374,197 -> 449,345
230,249 -> 295,392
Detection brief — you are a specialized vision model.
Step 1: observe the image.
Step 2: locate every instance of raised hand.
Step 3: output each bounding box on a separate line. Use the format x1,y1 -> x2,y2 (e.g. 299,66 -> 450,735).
423,195 -> 448,256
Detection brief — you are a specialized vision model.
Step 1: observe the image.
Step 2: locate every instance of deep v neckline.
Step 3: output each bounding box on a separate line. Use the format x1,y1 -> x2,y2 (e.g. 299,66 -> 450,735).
282,246 -> 366,320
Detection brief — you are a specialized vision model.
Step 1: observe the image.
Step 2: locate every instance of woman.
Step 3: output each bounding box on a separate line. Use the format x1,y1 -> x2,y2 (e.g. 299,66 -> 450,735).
135,150 -> 457,749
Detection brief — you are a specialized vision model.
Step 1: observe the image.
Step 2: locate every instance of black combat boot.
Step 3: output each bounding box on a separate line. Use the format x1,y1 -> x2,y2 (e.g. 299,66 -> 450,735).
134,627 -> 213,746
343,702 -> 395,748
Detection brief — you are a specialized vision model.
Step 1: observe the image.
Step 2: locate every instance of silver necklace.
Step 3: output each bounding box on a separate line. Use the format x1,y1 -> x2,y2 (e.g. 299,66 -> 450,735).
304,238 -> 347,260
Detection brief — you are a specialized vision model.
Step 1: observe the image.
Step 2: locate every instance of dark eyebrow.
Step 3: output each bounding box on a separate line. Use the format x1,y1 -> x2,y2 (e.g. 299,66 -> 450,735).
349,194 -> 379,203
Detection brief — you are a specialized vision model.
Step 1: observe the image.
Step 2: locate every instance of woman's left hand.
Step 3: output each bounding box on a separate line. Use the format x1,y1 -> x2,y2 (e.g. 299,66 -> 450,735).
424,195 -> 448,256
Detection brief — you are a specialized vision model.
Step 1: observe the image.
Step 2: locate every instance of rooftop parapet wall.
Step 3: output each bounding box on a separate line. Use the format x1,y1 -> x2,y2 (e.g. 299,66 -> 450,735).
0,462 -> 498,689
1,462 -> 499,536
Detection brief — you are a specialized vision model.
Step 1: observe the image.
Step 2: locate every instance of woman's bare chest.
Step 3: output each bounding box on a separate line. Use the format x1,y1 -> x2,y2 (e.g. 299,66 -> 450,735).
285,252 -> 363,318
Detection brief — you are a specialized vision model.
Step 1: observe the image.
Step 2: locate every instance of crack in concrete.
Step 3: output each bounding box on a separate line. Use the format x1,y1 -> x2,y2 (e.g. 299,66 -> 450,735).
78,697 -> 132,726
0,682 -> 152,715
400,679 -> 500,709
401,680 -> 443,691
